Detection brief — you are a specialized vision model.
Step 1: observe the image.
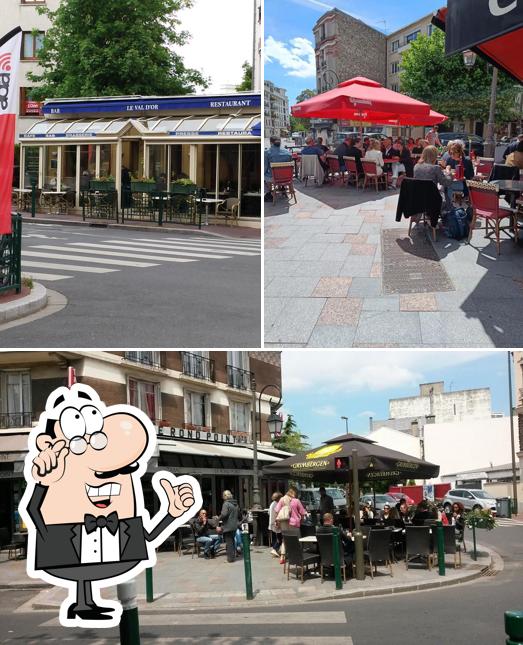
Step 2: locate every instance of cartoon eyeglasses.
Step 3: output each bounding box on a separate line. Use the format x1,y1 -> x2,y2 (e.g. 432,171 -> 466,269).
59,405 -> 108,455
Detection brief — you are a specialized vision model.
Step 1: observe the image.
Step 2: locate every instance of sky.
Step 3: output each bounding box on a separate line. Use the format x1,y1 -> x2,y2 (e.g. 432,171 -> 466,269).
175,0 -> 254,93
280,350 -> 513,447
264,0 -> 445,105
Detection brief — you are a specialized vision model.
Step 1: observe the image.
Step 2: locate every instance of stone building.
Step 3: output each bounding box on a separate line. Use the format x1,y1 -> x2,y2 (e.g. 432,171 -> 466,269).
0,351 -> 288,541
513,352 -> 523,486
264,80 -> 290,139
386,14 -> 435,92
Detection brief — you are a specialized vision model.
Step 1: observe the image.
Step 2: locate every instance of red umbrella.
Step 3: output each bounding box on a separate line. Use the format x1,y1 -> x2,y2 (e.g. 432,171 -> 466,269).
291,77 -> 447,125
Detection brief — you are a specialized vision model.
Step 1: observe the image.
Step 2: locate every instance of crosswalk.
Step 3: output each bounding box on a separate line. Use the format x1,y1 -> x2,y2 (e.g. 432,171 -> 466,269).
495,517 -> 523,527
21,235 -> 260,283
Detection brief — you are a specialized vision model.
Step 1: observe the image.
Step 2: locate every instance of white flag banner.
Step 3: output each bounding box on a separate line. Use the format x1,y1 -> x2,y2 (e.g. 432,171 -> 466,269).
0,27 -> 23,234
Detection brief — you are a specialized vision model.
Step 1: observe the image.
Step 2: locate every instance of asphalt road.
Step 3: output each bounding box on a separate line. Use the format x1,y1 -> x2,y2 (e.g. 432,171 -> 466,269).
0,524 -> 521,644
0,222 -> 261,347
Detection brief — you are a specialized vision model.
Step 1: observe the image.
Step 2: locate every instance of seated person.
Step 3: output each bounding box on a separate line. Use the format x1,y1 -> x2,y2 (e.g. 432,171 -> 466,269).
301,136 -> 329,173
334,137 -> 352,170
503,133 -> 523,160
317,136 -> 330,154
396,500 -> 411,525
193,509 -> 222,559
412,139 -> 428,155
363,138 -> 385,176
264,136 -> 292,200
414,145 -> 452,210
341,137 -> 364,176
395,139 -> 414,178
378,503 -> 397,525
360,503 -> 374,523
317,512 -> 355,564
444,140 -> 474,199
506,140 -> 523,169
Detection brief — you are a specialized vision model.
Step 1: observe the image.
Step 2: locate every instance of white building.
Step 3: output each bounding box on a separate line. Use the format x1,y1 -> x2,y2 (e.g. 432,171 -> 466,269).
264,80 -> 290,140
253,0 -> 262,92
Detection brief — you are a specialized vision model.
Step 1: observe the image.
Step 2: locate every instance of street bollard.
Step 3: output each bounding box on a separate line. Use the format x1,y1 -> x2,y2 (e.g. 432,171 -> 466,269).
158,195 -> 163,227
145,567 -> 153,603
117,580 -> 141,645
31,179 -> 36,218
436,521 -> 445,576
332,526 -> 343,590
241,526 -> 253,600
505,610 -> 523,645
471,516 -> 478,561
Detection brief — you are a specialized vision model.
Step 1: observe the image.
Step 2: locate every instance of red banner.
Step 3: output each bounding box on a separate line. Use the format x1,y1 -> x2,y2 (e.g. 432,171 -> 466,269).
0,27 -> 22,235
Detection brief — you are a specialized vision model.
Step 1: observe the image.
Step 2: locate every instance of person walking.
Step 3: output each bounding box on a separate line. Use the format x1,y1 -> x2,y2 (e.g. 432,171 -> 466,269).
274,488 -> 307,565
269,492 -> 283,557
219,490 -> 239,563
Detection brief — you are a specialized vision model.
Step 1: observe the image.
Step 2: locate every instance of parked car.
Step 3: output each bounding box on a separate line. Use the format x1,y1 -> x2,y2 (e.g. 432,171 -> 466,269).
437,132 -> 485,157
359,493 -> 398,512
364,132 -> 388,141
387,492 -> 416,506
299,487 -> 347,513
442,488 -> 497,514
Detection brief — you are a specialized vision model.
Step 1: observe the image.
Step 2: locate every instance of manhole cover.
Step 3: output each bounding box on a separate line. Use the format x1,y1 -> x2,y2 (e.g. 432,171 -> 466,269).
382,228 -> 454,295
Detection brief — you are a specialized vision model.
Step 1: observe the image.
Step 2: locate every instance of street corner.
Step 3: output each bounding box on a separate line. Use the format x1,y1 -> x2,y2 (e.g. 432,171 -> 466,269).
0,281 -> 47,325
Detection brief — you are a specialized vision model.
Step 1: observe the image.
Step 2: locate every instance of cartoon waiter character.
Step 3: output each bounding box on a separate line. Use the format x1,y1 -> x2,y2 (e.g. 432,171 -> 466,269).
19,383 -> 202,628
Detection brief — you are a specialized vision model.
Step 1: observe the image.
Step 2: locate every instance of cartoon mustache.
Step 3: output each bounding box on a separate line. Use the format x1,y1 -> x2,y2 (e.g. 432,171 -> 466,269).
94,462 -> 140,479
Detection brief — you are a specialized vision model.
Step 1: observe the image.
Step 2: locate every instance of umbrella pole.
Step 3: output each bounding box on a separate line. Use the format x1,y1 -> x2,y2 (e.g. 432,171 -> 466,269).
351,449 -> 365,580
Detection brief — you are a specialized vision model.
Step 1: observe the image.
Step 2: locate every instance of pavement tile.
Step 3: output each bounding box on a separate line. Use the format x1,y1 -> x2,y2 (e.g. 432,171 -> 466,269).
317,297 -> 363,326
308,324 -> 357,347
289,260 -> 344,277
362,295 -> 400,311
400,293 -> 438,312
265,276 -> 320,298
343,234 -> 368,244
370,262 -> 382,278
364,213 -> 384,223
355,311 -> 422,345
265,297 -> 325,344
339,256 -> 374,277
319,245 -> 352,261
349,277 -> 382,297
264,238 -> 288,248
419,311 -> 494,347
264,260 -> 301,278
350,243 -> 377,256
312,277 -> 353,298
264,297 -> 286,328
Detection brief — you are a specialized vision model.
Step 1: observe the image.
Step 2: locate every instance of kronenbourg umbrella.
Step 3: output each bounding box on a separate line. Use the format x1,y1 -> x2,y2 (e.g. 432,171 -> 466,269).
263,433 -> 440,484
291,77 -> 447,126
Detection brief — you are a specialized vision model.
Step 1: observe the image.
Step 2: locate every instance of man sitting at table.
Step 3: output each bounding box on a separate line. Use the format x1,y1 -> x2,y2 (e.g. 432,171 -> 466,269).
317,513 -> 355,563
301,137 -> 329,173
193,509 -> 222,559
503,134 -> 523,160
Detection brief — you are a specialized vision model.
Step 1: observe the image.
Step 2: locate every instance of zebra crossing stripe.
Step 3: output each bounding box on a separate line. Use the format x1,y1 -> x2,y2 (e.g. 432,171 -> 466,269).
22,272 -> 72,282
161,235 -> 260,246
68,242 -> 231,260
132,238 -> 260,255
22,251 -> 159,268
30,245 -> 197,264
21,260 -> 117,274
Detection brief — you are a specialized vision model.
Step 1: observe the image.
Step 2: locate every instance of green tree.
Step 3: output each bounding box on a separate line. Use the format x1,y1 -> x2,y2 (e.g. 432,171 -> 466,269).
400,29 -> 520,125
272,414 -> 309,454
236,61 -> 253,92
290,88 -> 317,132
29,0 -> 208,100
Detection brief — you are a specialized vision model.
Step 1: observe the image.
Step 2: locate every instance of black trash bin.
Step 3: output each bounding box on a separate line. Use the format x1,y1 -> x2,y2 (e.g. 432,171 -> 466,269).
496,497 -> 511,518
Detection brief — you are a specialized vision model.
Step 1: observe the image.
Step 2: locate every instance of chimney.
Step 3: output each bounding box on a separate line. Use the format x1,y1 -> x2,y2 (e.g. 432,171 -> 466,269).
410,419 -> 419,436
369,416 -> 373,432
425,414 -> 436,424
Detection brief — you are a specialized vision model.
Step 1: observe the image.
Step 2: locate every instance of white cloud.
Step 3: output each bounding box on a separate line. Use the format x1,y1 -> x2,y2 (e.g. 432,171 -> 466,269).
264,35 -> 316,78
358,410 -> 376,418
311,404 -> 338,417
289,0 -> 334,10
282,351 -> 494,394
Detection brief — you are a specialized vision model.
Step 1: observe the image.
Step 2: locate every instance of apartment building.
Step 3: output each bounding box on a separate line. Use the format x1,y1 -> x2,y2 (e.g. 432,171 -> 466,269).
513,352 -> 523,479
0,351 -> 287,541
264,80 -> 290,139
386,14 -> 435,91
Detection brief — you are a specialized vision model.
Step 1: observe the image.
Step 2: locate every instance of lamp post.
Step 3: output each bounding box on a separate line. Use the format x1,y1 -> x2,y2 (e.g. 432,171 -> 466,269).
508,352 -> 519,514
341,416 -> 349,434
463,49 -> 498,157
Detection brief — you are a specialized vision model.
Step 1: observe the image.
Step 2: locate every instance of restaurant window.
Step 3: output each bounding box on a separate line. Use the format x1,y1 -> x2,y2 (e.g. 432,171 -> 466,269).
79,144 -> 96,188
23,146 -> 39,188
148,145 -> 167,184
406,30 -> 420,44
21,31 -> 44,60
19,88 -> 41,117
169,144 -> 191,183
196,144 -> 217,194
240,144 -> 260,217
0,372 -> 32,429
218,145 -> 239,200
391,40 -> 400,52
62,145 -> 77,191
42,146 -> 58,189
184,390 -> 211,428
99,143 -> 116,178
229,401 -> 250,435
128,378 -> 159,423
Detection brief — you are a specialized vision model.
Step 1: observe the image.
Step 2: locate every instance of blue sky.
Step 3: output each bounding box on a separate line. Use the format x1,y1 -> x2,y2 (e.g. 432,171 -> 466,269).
280,351 -> 512,447
265,0 -> 445,105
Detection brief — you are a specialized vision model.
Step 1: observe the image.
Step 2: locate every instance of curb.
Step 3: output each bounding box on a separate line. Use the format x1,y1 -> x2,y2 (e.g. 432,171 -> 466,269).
0,282 -> 47,324
21,216 -> 260,241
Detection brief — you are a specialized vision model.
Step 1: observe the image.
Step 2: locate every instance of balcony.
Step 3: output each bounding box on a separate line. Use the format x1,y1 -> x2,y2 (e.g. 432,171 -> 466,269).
181,352 -> 215,382
124,351 -> 163,369
226,365 -> 253,391
0,411 -> 33,429
519,388 -> 523,407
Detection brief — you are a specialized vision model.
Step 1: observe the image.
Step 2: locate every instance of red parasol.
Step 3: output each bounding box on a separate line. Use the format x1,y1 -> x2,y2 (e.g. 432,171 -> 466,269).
291,77 -> 447,126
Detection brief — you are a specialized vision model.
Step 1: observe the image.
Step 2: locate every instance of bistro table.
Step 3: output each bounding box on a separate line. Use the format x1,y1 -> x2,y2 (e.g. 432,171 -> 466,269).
41,191 -> 68,215
12,188 -> 32,212
491,180 -> 523,209
194,197 -> 224,227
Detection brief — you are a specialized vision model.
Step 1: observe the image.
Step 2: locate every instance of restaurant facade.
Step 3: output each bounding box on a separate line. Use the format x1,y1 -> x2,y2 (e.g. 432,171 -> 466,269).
18,92 -> 261,226
0,351 -> 288,542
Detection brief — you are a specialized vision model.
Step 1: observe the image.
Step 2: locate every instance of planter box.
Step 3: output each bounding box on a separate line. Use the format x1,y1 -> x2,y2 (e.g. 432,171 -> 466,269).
171,184 -> 197,195
90,180 -> 115,191
131,182 -> 156,193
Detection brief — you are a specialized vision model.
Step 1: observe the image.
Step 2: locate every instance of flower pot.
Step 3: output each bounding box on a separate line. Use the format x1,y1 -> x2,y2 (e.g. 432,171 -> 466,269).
131,182 -> 156,193
90,180 -> 115,191
171,184 -> 196,195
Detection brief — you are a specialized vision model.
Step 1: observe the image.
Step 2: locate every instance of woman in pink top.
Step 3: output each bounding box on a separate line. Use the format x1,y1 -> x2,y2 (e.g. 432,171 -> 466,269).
274,488 -> 307,564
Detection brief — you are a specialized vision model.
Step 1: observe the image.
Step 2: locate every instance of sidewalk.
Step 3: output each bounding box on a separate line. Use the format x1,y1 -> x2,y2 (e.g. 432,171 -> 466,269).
265,183 -> 523,347
20,211 -> 261,240
3,541 -> 498,611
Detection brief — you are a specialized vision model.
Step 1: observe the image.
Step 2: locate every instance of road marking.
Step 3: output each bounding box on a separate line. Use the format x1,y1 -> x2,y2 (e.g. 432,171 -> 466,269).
133,237 -> 261,254
22,271 -> 72,282
22,251 -> 158,268
68,242 -> 231,260
161,236 -> 260,247
21,261 -> 117,274
30,245 -> 197,264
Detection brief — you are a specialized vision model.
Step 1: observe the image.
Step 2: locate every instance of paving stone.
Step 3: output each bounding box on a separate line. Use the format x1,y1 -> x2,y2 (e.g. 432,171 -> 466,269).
339,256 -> 374,277
349,277 -> 382,297
370,262 -> 382,278
351,243 -> 377,256
264,297 -> 287,329
289,260 -> 345,277
355,311 -> 422,345
265,276 -> 321,297
312,277 -> 353,298
362,296 -> 400,311
265,297 -> 325,344
343,234 -> 368,244
308,324 -> 357,347
419,311 -> 494,347
264,261 -> 301,278
264,238 -> 288,248
317,297 -> 363,326
400,293 -> 438,312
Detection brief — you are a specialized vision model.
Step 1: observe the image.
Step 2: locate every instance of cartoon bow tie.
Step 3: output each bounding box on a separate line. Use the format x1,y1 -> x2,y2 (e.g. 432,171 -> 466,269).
84,511 -> 119,535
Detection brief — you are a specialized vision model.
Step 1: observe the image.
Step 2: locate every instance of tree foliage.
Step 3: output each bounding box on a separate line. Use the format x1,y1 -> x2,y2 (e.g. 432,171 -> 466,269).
400,29 -> 521,125
29,0 -> 208,100
290,89 -> 316,132
236,61 -> 253,92
272,414 -> 309,454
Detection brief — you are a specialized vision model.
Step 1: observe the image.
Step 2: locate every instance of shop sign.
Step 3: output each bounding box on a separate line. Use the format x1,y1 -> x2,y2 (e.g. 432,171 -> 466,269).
24,100 -> 41,115
158,426 -> 249,445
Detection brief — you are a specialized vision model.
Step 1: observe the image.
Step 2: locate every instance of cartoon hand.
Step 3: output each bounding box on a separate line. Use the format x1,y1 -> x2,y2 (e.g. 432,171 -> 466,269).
159,479 -> 195,518
32,438 -> 69,485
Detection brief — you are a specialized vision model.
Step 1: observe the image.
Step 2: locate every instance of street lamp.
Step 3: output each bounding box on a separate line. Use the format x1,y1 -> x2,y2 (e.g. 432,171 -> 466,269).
462,49 -> 477,68
341,416 -> 349,434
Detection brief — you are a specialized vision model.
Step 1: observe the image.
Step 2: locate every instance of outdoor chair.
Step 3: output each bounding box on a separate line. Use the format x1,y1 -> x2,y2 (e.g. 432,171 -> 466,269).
316,532 -> 348,583
362,160 -> 387,192
343,156 -> 363,189
488,163 -> 520,183
398,177 -> 441,241
466,180 -> 518,255
300,524 -> 316,538
300,155 -> 324,187
474,157 -> 494,179
326,155 -> 347,184
360,525 -> 372,539
177,525 -> 198,558
405,526 -> 433,571
270,162 -> 297,204
216,198 -> 240,225
281,530 -> 319,583
440,525 -> 462,568
363,529 -> 393,578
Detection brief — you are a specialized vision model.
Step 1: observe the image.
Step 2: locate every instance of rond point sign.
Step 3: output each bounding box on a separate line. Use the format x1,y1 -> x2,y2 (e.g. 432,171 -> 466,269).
0,27 -> 22,235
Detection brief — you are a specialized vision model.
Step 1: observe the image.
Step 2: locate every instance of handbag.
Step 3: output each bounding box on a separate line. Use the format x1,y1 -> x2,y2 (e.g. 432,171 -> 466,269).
276,498 -> 291,521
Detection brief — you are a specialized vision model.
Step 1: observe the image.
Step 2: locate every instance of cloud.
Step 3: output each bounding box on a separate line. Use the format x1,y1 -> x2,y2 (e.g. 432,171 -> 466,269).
282,351 -> 494,394
264,35 -> 316,78
289,0 -> 334,9
311,404 -> 338,417
358,410 -> 376,418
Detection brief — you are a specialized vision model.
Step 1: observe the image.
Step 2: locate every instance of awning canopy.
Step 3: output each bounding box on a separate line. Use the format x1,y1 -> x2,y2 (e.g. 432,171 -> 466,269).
291,76 -> 447,126
433,4 -> 523,83
158,440 -> 279,462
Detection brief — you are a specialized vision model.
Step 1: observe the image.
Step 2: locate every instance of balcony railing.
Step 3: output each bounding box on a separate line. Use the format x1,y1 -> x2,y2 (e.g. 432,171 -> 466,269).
519,387 -> 523,406
124,351 -> 163,369
181,352 -> 215,382
0,411 -> 33,429
226,365 -> 253,391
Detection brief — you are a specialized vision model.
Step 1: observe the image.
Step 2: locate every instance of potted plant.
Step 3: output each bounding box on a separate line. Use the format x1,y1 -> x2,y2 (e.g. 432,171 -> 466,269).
171,178 -> 197,195
464,508 -> 497,530
131,176 -> 156,193
90,175 -> 115,191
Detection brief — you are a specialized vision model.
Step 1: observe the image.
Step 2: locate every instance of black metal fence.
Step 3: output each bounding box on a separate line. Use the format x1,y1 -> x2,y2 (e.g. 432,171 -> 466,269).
226,365 -> 253,390
0,411 -> 32,429
0,214 -> 22,295
181,352 -> 215,382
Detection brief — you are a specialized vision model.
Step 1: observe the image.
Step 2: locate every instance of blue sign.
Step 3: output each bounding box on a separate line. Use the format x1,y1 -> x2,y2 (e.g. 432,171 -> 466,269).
42,94 -> 261,116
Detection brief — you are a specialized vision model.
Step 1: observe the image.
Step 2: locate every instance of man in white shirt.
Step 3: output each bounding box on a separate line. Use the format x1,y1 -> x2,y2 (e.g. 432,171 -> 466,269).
426,125 -> 441,147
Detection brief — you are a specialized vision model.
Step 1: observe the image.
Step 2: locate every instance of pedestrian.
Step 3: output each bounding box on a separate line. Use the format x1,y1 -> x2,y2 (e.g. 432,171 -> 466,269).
318,486 -> 335,523
218,490 -> 239,563
426,124 -> 441,147
274,487 -> 307,565
193,509 -> 222,559
121,165 -> 132,208
269,491 -> 283,557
